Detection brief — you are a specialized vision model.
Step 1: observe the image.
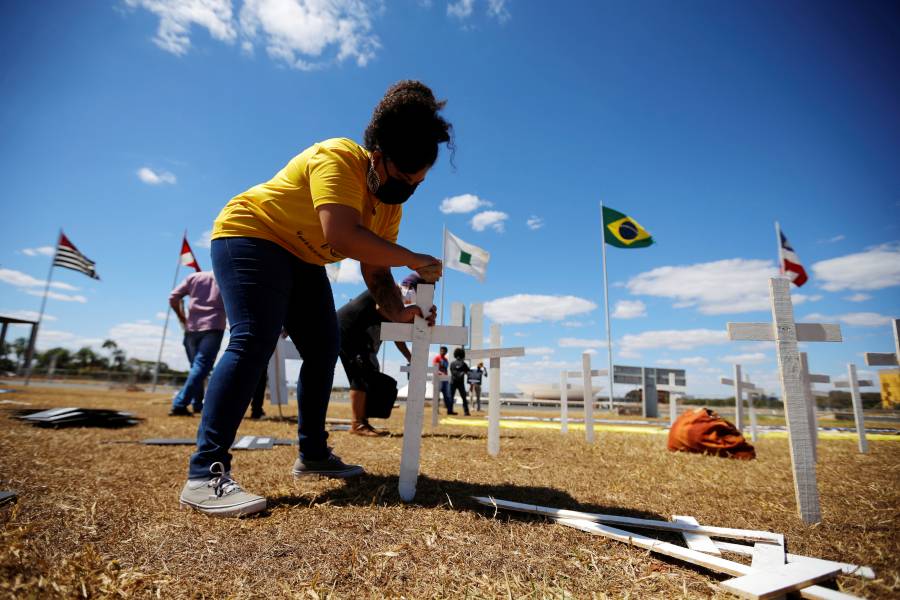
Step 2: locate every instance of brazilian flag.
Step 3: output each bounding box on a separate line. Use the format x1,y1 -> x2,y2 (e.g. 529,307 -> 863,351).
602,206 -> 654,249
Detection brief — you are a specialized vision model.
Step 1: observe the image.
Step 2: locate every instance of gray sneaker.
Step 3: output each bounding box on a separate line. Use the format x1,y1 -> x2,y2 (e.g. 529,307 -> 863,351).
291,451 -> 365,479
179,462 -> 266,517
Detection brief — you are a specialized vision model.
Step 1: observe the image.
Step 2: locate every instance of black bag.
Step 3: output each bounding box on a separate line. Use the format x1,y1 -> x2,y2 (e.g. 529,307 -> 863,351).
364,371 -> 398,419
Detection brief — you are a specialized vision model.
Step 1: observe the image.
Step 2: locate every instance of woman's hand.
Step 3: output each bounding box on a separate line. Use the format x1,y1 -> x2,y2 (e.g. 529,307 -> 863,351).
407,253 -> 442,283
394,303 -> 437,326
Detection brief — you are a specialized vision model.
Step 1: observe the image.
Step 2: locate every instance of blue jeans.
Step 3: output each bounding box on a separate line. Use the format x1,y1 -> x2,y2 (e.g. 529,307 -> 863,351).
441,380 -> 453,412
188,237 -> 340,479
172,330 -> 224,411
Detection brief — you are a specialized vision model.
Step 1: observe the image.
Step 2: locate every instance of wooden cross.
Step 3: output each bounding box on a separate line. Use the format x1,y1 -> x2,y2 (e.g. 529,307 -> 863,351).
379,284 -> 467,501
563,357 -> 607,442
834,364 -> 874,453
864,318 -> 899,367
401,364 -> 449,428
746,389 -> 761,443
467,324 -> 524,456
720,368 -> 761,442
660,372 -> 687,426
800,352 -> 831,462
726,277 -> 842,524
267,337 -> 300,406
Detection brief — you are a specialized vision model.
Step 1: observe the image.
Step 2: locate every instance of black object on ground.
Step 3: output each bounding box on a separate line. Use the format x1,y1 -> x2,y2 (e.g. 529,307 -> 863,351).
0,491 -> 17,506
16,407 -> 142,428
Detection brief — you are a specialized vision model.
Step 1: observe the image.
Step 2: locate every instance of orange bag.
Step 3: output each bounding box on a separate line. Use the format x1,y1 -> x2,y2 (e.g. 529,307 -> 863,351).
667,408 -> 755,460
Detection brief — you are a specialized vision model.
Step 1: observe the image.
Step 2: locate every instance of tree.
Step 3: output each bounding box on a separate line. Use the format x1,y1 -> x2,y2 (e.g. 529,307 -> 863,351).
74,346 -> 98,369
37,347 -> 72,369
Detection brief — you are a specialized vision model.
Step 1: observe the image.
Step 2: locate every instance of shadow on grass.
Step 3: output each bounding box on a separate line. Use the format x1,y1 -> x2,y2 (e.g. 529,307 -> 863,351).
267,472 -> 666,523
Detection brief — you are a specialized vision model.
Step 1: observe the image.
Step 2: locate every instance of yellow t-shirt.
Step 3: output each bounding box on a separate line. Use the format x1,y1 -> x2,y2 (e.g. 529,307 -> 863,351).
212,138 -> 402,265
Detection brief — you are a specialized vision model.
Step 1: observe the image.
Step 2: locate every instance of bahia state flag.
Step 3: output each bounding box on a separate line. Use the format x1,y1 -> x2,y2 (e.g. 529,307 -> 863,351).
779,228 -> 808,287
443,229 -> 490,282
180,236 -> 201,272
602,206 -> 654,248
53,231 -> 100,279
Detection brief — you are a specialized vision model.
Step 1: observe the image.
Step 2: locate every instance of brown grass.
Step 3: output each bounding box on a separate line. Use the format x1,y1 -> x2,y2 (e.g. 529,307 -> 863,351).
1,385 -> 898,599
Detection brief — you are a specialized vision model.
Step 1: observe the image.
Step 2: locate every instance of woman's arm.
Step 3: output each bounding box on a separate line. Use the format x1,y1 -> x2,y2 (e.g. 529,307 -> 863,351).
364,263 -> 436,325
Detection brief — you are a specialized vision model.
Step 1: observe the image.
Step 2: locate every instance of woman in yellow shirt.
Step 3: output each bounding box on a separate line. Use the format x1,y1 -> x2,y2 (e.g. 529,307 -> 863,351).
179,81 -> 452,517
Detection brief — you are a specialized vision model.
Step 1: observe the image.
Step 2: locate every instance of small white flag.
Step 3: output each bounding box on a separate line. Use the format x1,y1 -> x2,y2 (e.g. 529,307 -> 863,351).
444,229 -> 490,282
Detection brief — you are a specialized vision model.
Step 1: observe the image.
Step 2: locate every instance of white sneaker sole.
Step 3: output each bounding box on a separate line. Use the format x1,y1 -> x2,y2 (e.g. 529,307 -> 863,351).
291,465 -> 365,479
179,497 -> 267,517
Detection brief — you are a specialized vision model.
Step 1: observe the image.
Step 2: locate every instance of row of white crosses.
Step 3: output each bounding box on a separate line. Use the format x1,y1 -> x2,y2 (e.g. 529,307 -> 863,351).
834,366 -> 874,454
727,278 -> 842,524
559,353 -> 606,441
720,368 -> 762,443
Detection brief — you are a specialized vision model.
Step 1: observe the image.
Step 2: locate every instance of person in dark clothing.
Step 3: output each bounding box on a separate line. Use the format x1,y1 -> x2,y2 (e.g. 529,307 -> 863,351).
467,361 -> 487,412
249,372 -> 267,419
449,347 -> 471,416
337,289 -> 411,436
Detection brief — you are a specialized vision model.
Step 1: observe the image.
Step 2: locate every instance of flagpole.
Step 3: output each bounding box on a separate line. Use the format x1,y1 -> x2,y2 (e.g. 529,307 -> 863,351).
151,230 -> 185,392
600,202 -> 615,411
24,228 -> 61,386
774,221 -> 784,277
440,224 -> 447,325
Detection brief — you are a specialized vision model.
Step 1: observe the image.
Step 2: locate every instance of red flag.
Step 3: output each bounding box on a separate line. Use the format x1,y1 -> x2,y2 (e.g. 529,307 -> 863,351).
779,228 -> 808,287
180,236 -> 201,272
54,231 -> 100,279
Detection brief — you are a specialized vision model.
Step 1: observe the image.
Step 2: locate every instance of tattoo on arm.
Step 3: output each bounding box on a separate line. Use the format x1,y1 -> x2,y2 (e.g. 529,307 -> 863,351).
368,268 -> 403,320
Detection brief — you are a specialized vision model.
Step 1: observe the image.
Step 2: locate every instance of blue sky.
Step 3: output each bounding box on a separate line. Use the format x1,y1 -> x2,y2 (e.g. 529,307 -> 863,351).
1,0 -> 898,396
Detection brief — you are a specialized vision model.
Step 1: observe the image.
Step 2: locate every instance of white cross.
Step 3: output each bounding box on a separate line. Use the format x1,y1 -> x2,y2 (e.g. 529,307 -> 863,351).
379,284 -> 467,501
467,324 -> 525,456
563,356 -> 607,443
267,337 -> 300,406
401,364 -> 449,429
721,368 -> 761,442
746,388 -> 762,443
834,364 -> 875,454
469,303 -> 484,350
661,372 -> 687,427
800,352 -> 831,463
864,318 -> 899,367
727,277 -> 842,524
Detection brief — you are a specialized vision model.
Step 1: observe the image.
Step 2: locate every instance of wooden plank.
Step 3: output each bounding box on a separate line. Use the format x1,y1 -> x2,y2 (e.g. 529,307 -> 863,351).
566,369 -> 607,378
728,323 -> 775,341
642,367 -> 659,418
728,323 -> 841,343
864,352 -> 898,367
379,322 -> 413,342
583,352 -> 595,443
847,363 -> 869,454
714,541 -> 875,580
469,303 -> 483,350
751,541 -> 786,569
770,279 -> 822,525
808,374 -> 831,384
673,515 -> 721,555
748,392 -> 759,443
720,561 -> 841,599
472,496 -> 784,543
468,346 -> 525,360
834,380 -> 873,388
669,373 -> 679,427
487,325 -> 502,456
734,364 -> 744,432
559,371 -> 568,434
801,353 -> 820,463
795,323 -> 842,343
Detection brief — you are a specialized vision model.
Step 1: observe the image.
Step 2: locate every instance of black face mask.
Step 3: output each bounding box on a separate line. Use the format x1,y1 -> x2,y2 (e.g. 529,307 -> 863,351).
375,176 -> 419,205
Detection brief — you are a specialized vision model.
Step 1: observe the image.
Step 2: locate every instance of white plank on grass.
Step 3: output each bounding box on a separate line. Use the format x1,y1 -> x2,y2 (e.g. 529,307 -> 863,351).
751,541 -> 786,569
721,561 -> 842,600
467,326 -> 524,456
379,284 -> 467,501
555,518 -> 855,600
559,370 -> 568,434
673,515 -> 721,555
472,496 -> 783,543
713,541 -> 875,580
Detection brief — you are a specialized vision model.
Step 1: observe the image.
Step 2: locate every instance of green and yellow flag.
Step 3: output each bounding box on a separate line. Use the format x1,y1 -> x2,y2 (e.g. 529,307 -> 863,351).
602,206 -> 654,248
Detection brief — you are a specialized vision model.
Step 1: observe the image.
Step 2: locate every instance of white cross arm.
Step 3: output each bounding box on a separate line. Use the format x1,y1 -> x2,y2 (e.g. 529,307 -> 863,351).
379,322 -> 468,346
835,379 -> 874,388
467,347 -> 525,360
807,374 -> 831,384
400,365 -> 448,380
865,352 -> 898,367
720,377 -> 758,390
812,390 -> 830,399
566,369 -> 608,378
727,322 -> 842,342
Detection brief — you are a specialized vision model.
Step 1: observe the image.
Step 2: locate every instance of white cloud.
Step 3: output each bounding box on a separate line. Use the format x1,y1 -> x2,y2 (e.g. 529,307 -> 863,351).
0,268 -> 79,291
196,229 -> 213,249
561,320 -> 594,328
21,246 -> 55,257
845,293 -> 871,302
484,294 -> 596,324
137,166 -> 177,185
25,290 -> 88,303
558,337 -> 605,348
240,0 -> 380,69
526,215 -> 544,230
818,234 -> 845,244
803,312 -> 893,328
612,299 -> 646,319
126,0 -> 237,55
626,258 -> 811,315
0,309 -> 56,322
486,0 -> 510,22
584,348 -> 598,355
447,0 -> 474,19
470,210 -> 509,232
720,352 -> 769,364
156,311 -> 169,320
812,243 -> 900,291
334,259 -> 365,284
525,346 -> 555,356
619,329 -> 729,353
439,193 -> 491,214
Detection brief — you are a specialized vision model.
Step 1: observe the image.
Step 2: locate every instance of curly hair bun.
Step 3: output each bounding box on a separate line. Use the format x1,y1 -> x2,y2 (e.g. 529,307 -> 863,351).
364,80 -> 454,174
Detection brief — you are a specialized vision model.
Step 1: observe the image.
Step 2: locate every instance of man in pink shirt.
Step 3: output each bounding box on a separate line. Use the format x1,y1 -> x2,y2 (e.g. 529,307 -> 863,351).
168,271 -> 226,416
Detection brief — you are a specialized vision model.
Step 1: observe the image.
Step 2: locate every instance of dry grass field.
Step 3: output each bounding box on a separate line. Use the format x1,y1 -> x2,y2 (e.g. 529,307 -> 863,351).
1,385 -> 898,599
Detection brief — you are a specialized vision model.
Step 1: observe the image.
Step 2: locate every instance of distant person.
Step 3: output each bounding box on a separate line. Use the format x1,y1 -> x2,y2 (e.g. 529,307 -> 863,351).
337,281 -> 414,436
168,271 -> 226,416
468,361 -> 487,412
449,347 -> 471,416
178,80 -> 450,517
432,346 -> 454,415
